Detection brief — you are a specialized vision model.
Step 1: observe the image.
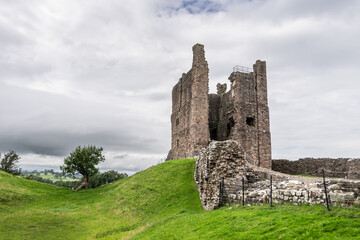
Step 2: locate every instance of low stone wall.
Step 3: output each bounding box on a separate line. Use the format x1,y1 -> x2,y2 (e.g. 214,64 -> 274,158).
272,158 -> 360,179
235,174 -> 360,207
195,140 -> 360,210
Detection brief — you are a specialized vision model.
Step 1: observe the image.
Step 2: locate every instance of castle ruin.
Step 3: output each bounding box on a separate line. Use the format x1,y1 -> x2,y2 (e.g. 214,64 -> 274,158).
167,43 -> 271,169
166,44 -> 360,210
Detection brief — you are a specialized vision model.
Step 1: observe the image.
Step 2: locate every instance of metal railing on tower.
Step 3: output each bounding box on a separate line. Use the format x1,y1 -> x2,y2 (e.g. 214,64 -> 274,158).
233,65 -> 251,73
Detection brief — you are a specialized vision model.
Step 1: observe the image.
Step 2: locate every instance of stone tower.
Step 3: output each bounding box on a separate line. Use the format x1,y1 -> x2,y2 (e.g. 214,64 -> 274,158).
168,44 -> 210,159
168,44 -> 271,169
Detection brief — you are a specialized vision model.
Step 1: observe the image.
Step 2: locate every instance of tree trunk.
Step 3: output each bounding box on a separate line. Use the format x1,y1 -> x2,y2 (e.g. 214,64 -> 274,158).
76,174 -> 89,191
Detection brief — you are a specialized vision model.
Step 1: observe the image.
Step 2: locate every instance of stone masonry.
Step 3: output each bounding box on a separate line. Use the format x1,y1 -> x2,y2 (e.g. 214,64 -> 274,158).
195,140 -> 360,210
272,158 -> 360,179
195,140 -> 252,210
168,44 -> 210,159
168,44 -> 271,169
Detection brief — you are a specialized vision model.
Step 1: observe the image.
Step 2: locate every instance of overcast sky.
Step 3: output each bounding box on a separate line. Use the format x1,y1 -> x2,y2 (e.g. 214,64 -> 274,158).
1,0 -> 360,174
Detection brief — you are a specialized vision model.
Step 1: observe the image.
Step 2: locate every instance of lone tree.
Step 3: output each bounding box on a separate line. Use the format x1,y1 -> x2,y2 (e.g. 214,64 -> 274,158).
61,145 -> 105,191
0,150 -> 21,175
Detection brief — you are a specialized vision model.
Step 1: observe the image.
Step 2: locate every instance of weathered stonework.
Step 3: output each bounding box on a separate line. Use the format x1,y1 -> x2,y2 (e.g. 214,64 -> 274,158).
168,44 -> 271,169
243,177 -> 360,207
272,158 -> 360,180
167,44 -> 210,160
195,140 -> 360,210
194,140 -> 252,210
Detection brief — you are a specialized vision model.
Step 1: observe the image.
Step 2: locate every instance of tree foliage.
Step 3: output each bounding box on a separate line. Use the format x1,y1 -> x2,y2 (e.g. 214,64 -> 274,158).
88,170 -> 128,188
60,145 -> 105,191
0,150 -> 21,175
23,170 -> 127,190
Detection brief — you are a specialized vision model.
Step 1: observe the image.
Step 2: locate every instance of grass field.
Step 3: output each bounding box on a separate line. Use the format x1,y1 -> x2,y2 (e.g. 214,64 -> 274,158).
1,159 -> 360,239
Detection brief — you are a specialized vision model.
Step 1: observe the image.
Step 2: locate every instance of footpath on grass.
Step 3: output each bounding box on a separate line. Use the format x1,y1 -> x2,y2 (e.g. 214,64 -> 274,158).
1,159 -> 360,240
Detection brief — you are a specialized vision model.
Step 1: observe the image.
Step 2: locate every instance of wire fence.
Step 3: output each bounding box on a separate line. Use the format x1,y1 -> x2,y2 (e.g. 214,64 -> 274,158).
219,168 -> 360,211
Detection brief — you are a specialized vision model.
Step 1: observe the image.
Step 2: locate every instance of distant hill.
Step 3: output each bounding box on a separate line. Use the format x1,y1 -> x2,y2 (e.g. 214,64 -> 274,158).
1,159 -> 360,239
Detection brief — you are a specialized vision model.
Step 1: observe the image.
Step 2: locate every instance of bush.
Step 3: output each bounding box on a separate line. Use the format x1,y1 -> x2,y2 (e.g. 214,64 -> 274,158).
24,175 -> 54,184
88,170 -> 128,188
53,180 -> 81,189
22,170 -> 127,190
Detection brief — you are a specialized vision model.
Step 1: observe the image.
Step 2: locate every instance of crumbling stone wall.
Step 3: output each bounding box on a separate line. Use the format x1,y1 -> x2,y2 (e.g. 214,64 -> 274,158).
195,140 -> 360,210
272,158 -> 360,179
168,44 -> 271,169
194,140 -> 256,210
212,63 -> 271,169
167,44 -> 210,160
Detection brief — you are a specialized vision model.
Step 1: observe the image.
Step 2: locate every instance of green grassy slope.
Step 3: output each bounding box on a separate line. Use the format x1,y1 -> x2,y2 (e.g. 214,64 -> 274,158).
1,159 -> 360,240
0,159 -> 202,239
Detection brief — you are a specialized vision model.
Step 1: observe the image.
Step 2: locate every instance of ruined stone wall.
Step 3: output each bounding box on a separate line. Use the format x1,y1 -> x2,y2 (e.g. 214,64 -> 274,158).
168,44 -> 209,160
254,61 -> 272,169
272,158 -> 360,180
195,140 -> 256,210
208,61 -> 271,169
213,91 -> 232,141
208,94 -> 221,140
170,72 -> 193,159
195,140 -> 360,210
168,44 -> 271,169
242,178 -> 360,207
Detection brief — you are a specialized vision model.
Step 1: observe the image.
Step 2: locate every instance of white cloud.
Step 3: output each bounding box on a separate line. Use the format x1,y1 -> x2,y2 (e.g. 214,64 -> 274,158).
1,0 -> 360,172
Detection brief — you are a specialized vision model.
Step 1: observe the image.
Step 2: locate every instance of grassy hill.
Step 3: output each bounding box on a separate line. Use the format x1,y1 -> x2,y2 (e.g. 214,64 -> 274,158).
1,159 -> 360,239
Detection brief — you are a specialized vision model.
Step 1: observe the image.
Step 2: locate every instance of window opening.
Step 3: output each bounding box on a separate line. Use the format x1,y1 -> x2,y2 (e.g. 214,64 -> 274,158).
210,128 -> 217,140
246,117 -> 255,126
226,117 -> 235,138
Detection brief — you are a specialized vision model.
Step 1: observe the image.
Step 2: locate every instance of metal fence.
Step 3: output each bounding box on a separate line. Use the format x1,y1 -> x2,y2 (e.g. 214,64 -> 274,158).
219,169 -> 360,211
233,65 -> 251,73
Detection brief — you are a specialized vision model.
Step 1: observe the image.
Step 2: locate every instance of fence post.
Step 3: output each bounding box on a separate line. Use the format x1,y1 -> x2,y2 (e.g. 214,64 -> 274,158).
221,177 -> 231,207
270,175 -> 273,207
322,169 -> 330,211
219,177 -> 223,206
242,176 -> 245,206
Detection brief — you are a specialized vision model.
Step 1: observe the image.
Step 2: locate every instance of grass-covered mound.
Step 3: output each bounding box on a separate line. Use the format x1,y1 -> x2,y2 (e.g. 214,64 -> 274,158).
0,159 -> 201,239
1,159 -> 360,239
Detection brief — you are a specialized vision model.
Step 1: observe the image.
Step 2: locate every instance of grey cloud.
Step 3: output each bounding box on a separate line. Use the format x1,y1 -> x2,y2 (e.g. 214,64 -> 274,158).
164,0 -> 225,15
145,92 -> 170,101
114,154 -> 128,159
0,130 -> 133,157
0,58 -> 53,79
0,24 -> 24,46
1,0 -> 360,173
0,121 -> 168,156
0,83 -> 169,157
